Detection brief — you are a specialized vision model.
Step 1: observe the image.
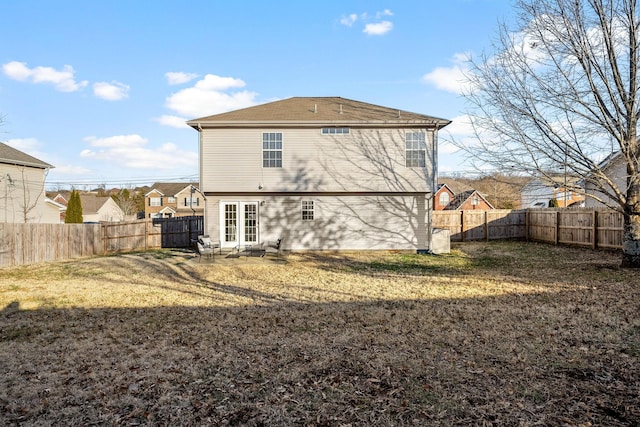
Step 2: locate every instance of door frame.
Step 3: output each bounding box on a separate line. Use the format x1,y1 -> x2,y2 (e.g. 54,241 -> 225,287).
219,201 -> 260,249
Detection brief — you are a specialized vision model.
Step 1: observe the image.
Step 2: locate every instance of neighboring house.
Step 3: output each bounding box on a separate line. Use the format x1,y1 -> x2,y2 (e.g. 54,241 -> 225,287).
434,183 -> 455,210
44,198 -> 66,223
583,152 -> 627,208
521,175 -> 585,208
144,182 -> 204,219
79,194 -> 126,223
0,142 -> 59,223
444,189 -> 495,210
187,96 -> 450,251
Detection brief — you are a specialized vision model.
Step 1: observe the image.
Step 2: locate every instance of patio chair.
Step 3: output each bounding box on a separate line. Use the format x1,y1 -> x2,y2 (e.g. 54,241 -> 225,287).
196,235 -> 221,261
198,235 -> 221,253
196,241 -> 215,261
262,237 -> 282,260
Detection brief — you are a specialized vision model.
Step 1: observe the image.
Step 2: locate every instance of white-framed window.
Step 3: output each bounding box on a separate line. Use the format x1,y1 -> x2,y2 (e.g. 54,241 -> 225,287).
439,192 -> 450,207
321,127 -> 350,135
167,197 -> 176,204
149,197 -> 162,206
405,132 -> 426,167
263,132 -> 282,168
301,200 -> 314,221
184,197 -> 199,207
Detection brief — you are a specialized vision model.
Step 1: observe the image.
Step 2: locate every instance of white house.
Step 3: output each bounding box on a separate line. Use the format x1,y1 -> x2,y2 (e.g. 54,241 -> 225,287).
0,142 -> 58,223
187,96 -> 450,251
521,175 -> 585,208
79,194 -> 126,223
583,152 -> 628,209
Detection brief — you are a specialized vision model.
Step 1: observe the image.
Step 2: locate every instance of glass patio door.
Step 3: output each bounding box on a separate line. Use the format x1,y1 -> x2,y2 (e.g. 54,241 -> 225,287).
220,202 -> 259,248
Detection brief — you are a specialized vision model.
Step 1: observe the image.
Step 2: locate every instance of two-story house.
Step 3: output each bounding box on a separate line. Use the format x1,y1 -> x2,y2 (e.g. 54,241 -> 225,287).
444,189 -> 494,210
583,151 -> 627,209
187,97 -> 450,251
144,182 -> 204,219
521,175 -> 585,208
0,142 -> 60,223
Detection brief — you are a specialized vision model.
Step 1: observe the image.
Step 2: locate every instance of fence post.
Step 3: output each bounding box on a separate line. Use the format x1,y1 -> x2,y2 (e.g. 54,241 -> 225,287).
484,211 -> 489,242
461,211 -> 465,242
555,210 -> 560,245
592,210 -> 598,250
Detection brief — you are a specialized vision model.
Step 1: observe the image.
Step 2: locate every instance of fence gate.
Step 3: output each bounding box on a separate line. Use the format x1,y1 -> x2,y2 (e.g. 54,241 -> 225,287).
152,216 -> 204,248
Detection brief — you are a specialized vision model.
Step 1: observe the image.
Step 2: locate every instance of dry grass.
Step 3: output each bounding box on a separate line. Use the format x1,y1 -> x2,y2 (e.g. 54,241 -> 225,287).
1,242 -> 639,426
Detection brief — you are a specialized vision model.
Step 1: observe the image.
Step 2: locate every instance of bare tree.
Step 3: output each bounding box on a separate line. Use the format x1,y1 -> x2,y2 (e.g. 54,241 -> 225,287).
111,188 -> 138,220
460,0 -> 640,267
19,168 -> 46,223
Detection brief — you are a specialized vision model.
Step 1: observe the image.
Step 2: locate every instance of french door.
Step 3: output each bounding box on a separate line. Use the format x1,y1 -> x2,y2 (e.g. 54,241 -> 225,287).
220,201 -> 259,249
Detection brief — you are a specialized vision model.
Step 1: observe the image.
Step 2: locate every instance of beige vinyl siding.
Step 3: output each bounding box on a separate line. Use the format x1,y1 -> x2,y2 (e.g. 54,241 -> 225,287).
200,128 -> 435,194
203,194 -> 431,251
585,156 -> 627,208
0,163 -> 52,223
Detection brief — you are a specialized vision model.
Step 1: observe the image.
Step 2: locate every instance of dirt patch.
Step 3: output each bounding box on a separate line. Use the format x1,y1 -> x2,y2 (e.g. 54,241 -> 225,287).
1,242 -> 639,425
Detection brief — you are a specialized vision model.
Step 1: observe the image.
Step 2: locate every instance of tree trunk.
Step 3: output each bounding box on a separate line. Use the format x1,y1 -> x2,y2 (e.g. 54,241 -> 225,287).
622,181 -> 640,268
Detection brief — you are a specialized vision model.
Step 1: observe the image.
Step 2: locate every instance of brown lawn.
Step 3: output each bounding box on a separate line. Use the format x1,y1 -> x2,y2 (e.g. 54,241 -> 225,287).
0,242 -> 639,426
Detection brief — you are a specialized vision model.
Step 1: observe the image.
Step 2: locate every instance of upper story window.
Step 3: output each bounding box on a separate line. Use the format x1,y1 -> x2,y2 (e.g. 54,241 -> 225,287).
184,197 -> 200,207
405,132 -> 426,167
321,127 -> 350,135
263,132 -> 282,168
167,197 -> 176,204
439,192 -> 450,207
149,197 -> 162,207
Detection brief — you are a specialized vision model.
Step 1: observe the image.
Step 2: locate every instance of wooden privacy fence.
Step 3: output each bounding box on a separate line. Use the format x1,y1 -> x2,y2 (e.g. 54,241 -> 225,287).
432,208 -> 624,249
0,210 -> 627,267
1,219 -> 169,268
432,210 -> 527,242
525,208 -> 624,249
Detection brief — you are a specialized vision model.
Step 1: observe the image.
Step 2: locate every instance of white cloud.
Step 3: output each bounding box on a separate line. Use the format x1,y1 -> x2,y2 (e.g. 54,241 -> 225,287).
6,137 -> 41,152
81,134 -> 197,170
341,10 -> 393,35
363,20 -> 393,36
163,73 -> 258,119
165,71 -> 198,85
50,164 -> 92,176
93,81 -> 130,101
376,9 -> 393,19
155,115 -> 190,129
422,53 -> 471,95
340,13 -> 358,26
2,61 -> 88,92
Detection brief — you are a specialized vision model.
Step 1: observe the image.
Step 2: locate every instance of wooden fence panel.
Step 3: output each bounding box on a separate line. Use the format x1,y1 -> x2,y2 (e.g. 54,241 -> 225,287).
597,210 -> 625,249
433,210 -> 526,242
432,211 -> 463,241
558,210 -> 594,247
487,210 -> 526,240
526,210 -> 557,244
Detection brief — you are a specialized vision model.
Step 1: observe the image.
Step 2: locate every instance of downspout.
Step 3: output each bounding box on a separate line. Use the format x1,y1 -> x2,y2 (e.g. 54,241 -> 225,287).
197,123 -> 206,233
430,124 -> 440,252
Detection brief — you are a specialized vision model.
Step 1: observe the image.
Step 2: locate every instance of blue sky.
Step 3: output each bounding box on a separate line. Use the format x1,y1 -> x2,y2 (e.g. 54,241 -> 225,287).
0,0 -> 514,189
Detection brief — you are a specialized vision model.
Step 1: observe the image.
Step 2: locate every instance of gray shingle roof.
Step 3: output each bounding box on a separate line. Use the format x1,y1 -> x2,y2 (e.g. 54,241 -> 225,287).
187,97 -> 451,128
0,142 -> 53,169
147,182 -> 198,197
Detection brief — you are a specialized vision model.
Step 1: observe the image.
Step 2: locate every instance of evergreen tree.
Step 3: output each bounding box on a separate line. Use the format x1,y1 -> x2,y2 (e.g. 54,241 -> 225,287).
65,190 -> 83,223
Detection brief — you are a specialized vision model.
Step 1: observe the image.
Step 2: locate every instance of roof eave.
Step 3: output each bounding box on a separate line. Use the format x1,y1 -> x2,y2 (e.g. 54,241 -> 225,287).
0,158 -> 54,169
187,119 -> 451,130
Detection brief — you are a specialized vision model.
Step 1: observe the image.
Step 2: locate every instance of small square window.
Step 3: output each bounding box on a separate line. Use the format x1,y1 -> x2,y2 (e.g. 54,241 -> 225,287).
301,200 -> 314,221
